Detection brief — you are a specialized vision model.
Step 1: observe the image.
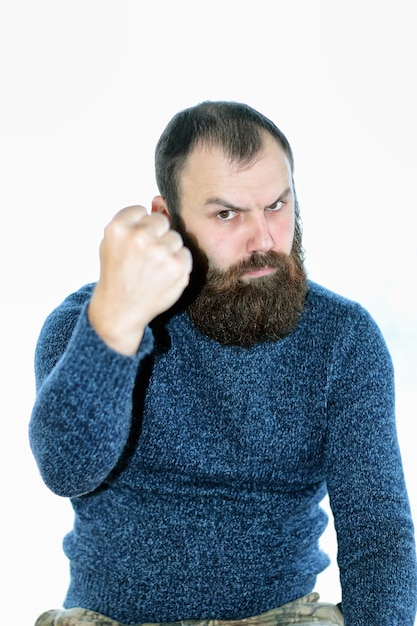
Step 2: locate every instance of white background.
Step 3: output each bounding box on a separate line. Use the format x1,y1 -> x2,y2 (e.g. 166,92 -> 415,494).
0,2 -> 416,624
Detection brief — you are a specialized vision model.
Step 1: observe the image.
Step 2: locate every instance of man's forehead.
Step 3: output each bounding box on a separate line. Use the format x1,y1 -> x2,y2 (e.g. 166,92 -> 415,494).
183,135 -> 288,174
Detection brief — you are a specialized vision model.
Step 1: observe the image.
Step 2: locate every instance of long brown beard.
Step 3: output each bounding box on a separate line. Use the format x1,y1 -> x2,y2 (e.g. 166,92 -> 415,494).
186,249 -> 308,347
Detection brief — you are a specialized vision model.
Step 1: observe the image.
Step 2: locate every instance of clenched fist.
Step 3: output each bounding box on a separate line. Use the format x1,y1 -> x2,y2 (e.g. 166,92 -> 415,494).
88,205 -> 192,355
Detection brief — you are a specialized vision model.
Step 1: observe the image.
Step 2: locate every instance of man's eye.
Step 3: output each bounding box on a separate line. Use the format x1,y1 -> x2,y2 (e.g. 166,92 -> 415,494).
216,210 -> 235,221
267,200 -> 284,212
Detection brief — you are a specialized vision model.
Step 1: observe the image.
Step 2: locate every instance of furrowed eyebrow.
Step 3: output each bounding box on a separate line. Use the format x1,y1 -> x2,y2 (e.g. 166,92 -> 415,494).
266,187 -> 292,209
204,197 -> 249,212
205,187 -> 292,212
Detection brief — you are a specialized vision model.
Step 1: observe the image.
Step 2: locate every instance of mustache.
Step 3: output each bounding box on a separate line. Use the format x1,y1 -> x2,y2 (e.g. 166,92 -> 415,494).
226,251 -> 289,274
206,250 -> 299,289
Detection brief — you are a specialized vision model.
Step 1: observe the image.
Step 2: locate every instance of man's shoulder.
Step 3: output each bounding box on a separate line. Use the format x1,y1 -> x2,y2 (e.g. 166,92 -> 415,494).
38,283 -> 96,347
305,280 -> 385,345
46,282 -> 96,320
61,282 -> 96,307
306,280 -> 365,315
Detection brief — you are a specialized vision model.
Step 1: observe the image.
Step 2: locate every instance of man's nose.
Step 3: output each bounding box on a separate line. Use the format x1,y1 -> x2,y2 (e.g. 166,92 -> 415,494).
246,213 -> 275,254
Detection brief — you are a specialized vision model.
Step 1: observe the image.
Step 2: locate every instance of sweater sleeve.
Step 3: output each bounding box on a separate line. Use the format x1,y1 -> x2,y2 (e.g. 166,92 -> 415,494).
29,284 -> 154,498
324,303 -> 417,626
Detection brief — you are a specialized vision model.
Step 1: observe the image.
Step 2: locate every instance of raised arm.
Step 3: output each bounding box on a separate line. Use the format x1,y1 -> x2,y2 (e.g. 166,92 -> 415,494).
29,206 -> 192,498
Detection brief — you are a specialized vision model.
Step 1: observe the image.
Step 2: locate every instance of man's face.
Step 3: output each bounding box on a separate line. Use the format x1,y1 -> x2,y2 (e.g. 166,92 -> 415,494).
178,133 -> 295,277
152,133 -> 307,346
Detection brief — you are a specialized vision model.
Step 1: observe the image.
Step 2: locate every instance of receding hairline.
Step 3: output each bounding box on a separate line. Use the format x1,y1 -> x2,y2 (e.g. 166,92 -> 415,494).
182,129 -> 292,176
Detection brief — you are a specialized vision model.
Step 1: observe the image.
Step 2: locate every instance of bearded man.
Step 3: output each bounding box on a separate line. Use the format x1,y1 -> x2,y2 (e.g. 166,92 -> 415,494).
29,101 -> 417,626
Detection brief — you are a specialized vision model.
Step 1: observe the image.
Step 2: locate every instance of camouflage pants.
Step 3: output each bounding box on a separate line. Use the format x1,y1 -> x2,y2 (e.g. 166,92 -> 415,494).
34,592 -> 343,626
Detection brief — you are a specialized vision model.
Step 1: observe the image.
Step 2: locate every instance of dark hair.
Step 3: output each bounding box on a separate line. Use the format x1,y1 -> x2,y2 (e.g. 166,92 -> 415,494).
155,100 -> 303,257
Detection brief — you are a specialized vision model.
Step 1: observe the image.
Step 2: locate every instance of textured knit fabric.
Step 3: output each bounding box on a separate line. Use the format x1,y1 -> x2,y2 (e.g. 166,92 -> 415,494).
29,281 -> 417,626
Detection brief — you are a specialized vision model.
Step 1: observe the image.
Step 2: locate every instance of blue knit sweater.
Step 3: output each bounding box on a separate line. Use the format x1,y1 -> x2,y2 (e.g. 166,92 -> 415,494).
29,281 -> 417,626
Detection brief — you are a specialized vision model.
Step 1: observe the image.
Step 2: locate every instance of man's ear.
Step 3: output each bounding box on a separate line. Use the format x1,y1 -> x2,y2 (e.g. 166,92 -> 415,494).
151,196 -> 171,222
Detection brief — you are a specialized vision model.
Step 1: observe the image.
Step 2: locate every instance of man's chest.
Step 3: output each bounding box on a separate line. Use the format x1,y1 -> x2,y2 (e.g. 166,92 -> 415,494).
135,340 -> 329,485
